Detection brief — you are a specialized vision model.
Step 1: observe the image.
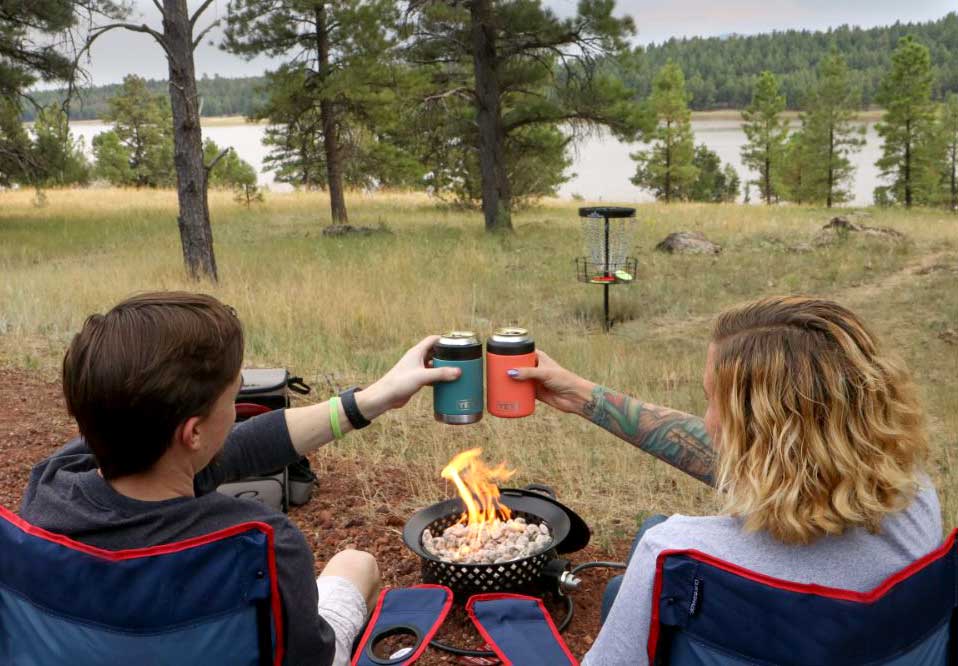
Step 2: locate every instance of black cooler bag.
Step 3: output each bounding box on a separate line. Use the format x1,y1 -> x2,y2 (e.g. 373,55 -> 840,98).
216,368 -> 317,512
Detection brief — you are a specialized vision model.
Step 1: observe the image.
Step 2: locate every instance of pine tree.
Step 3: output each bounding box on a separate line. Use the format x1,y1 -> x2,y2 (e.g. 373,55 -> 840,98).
687,145 -> 739,203
1,1 -> 125,184
780,130 -> 815,204
940,93 -> 958,212
741,71 -> 789,204
405,0 -> 647,231
1,1 -> 124,104
223,0 -> 408,225
203,139 -> 257,190
30,104 -> 91,186
92,131 -> 133,185
631,62 -> 698,202
0,99 -> 32,186
799,52 -> 865,207
98,75 -> 175,188
86,0 -> 228,281
875,36 -> 939,208
255,69 -> 423,192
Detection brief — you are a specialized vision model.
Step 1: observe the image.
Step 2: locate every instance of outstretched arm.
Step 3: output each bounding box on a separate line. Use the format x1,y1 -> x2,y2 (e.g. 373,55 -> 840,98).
581,386 -> 714,485
510,351 -> 715,486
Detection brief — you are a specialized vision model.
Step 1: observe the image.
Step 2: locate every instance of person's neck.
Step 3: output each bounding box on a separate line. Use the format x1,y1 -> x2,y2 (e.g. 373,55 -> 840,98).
105,465 -> 196,502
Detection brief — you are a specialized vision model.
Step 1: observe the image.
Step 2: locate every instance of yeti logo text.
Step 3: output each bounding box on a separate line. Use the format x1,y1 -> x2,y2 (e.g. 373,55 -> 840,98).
496,402 -> 517,411
458,399 -> 472,410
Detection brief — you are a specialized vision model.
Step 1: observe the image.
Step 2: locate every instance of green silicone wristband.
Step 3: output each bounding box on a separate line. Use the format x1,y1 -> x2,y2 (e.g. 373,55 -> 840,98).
329,396 -> 344,440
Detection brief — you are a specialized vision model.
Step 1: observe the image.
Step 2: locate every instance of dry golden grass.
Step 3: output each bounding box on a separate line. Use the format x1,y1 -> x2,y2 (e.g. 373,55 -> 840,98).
1,187 -> 956,544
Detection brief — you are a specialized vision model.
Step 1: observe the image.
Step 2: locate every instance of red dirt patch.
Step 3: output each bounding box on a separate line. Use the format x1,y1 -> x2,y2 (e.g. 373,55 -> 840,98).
0,366 -> 628,664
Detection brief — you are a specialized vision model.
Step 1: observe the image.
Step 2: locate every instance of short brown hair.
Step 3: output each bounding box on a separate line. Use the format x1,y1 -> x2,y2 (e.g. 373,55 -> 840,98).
62,292 -> 244,480
711,296 -> 927,545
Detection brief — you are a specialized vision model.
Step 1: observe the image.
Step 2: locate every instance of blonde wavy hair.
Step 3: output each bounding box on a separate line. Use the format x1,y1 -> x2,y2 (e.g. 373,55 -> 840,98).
711,296 -> 927,545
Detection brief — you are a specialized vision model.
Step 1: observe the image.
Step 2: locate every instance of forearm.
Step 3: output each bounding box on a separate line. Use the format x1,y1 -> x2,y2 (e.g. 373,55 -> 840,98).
284,382 -> 392,457
577,385 -> 715,486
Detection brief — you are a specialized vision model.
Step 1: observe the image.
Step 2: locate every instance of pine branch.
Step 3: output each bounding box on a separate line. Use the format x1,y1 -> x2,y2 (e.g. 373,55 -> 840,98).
190,0 -> 217,27
205,147 -> 232,174
193,20 -> 220,50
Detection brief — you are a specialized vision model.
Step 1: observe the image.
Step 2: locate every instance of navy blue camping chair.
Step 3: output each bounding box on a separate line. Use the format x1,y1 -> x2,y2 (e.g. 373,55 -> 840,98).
0,505 -> 284,666
648,529 -> 958,665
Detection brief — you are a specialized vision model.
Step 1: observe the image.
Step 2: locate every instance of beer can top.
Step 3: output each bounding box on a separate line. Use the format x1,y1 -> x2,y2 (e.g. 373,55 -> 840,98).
488,327 -> 534,355
438,331 -> 480,346
491,327 -> 531,343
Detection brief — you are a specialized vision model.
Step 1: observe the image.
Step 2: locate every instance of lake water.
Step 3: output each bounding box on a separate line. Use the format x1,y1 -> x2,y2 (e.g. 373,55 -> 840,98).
69,119 -> 885,207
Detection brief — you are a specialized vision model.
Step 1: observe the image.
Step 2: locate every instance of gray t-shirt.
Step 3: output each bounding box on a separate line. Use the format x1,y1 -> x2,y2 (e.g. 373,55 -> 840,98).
19,409 -> 335,666
583,478 -> 943,666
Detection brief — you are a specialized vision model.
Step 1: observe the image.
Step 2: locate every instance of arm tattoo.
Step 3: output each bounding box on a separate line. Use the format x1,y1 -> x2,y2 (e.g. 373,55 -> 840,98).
583,385 -> 715,486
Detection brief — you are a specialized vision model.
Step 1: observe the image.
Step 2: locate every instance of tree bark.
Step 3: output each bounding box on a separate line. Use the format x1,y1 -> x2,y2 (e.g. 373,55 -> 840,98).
904,118 -> 912,209
664,120 -> 672,203
764,127 -> 771,205
163,0 -> 217,281
951,144 -> 957,212
469,0 -> 511,232
827,125 -> 834,208
764,154 -> 771,205
315,3 -> 348,225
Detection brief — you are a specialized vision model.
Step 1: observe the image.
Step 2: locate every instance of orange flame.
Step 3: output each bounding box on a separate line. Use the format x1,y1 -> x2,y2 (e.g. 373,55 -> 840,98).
440,448 -> 515,526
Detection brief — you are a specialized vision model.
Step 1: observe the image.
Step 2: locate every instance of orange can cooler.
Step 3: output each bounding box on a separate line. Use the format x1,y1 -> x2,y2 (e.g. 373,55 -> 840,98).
486,327 -> 536,418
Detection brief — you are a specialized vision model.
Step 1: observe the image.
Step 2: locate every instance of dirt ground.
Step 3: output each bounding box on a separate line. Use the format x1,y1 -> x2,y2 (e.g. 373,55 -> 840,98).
0,366 -> 629,664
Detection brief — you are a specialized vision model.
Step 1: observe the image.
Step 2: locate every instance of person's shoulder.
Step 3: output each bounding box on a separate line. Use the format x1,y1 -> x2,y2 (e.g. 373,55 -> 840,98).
639,513 -> 746,555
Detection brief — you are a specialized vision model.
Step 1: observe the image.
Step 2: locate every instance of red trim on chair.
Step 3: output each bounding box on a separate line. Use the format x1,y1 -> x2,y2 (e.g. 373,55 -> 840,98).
350,584 -> 453,666
646,528 -> 958,662
351,586 -> 388,666
0,505 -> 286,666
236,403 -> 273,420
466,593 -> 579,666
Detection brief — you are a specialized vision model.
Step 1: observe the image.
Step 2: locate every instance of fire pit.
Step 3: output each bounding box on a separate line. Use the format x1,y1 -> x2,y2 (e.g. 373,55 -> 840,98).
403,489 -> 579,599
401,449 -> 599,660
403,447 -> 589,600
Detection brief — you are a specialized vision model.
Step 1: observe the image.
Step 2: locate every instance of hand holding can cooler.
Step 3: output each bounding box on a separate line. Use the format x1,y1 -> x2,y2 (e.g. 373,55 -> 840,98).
432,332 -> 484,424
486,327 -> 536,418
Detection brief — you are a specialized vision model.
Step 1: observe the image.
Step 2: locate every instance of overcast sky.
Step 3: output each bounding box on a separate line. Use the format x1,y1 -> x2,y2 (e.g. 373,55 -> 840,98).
75,0 -> 955,86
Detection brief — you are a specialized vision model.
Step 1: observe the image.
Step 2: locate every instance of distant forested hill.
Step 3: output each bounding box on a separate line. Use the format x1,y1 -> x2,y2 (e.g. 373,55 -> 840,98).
627,12 -> 958,109
22,75 -> 268,121
22,12 -> 958,119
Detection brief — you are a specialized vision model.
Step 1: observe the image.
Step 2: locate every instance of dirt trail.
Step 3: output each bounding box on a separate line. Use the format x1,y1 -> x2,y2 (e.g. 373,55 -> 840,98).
832,250 -> 954,308
621,248 -> 955,342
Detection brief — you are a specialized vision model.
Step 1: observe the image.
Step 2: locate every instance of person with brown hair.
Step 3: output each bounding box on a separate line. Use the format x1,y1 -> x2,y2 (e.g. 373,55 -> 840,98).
20,291 -> 462,666
509,296 -> 939,665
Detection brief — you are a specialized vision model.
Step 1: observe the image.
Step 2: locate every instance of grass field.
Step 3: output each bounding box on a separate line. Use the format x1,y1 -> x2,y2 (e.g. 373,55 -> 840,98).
1,188 -> 956,546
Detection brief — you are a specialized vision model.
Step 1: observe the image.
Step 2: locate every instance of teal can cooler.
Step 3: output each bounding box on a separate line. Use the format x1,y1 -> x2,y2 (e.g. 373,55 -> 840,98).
433,331 -> 484,425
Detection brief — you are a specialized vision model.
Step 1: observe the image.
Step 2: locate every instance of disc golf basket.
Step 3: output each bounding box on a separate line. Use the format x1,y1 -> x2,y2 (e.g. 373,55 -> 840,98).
575,207 -> 638,331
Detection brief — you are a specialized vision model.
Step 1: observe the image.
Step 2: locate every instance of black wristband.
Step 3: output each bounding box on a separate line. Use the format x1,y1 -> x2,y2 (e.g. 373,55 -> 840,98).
339,387 -> 371,430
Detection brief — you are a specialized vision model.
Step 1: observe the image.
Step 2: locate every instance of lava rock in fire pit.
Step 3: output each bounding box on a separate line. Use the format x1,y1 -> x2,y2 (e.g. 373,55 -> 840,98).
422,517 -> 552,564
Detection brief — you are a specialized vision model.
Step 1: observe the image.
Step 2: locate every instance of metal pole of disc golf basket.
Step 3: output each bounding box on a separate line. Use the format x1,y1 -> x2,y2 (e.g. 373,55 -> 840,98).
575,207 -> 638,331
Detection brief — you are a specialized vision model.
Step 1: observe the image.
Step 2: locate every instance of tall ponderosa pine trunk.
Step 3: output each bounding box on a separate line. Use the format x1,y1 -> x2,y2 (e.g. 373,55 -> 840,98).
664,120 -> 672,203
469,0 -> 511,232
951,142 -> 957,211
163,0 -> 217,281
827,125 -> 834,208
764,153 -> 771,204
316,3 -> 348,225
905,120 -> 911,208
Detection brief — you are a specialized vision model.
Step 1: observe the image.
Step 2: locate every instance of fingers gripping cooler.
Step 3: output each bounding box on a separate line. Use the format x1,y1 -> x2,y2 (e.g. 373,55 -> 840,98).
217,369 -> 314,513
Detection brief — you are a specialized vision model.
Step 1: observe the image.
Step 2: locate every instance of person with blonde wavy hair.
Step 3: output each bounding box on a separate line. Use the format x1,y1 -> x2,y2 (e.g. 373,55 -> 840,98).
509,296 -> 939,665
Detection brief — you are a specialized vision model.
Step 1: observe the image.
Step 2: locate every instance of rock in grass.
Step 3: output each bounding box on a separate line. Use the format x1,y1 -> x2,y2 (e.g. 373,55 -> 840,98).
655,231 -> 722,255
813,217 -> 907,246
321,223 -> 391,237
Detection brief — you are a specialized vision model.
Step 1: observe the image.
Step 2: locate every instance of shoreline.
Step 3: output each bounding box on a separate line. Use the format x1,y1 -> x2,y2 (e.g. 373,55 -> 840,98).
56,109 -> 886,128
